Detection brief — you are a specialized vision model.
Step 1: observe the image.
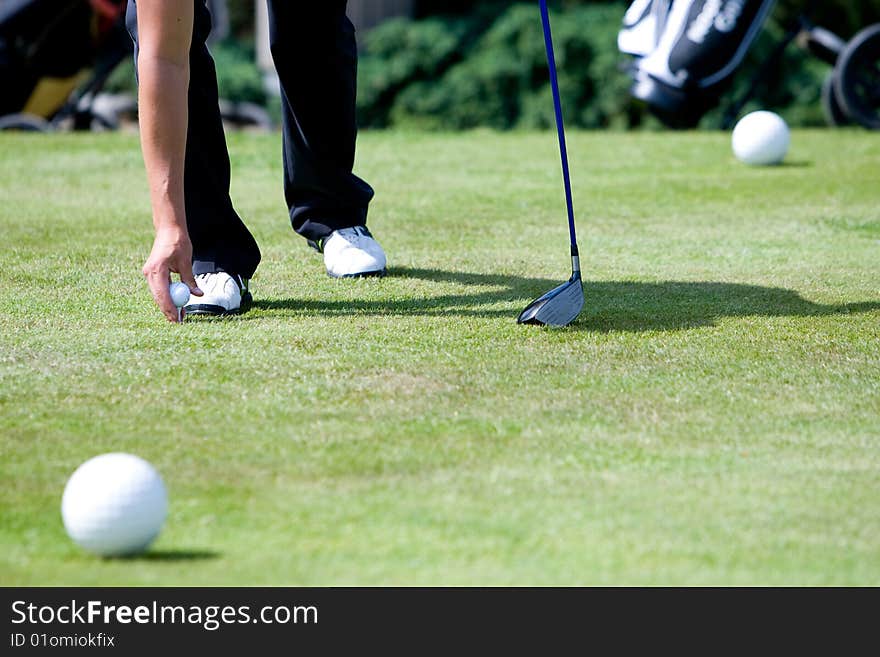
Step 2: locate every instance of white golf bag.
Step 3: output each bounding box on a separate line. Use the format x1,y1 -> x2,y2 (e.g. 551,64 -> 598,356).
620,0 -> 776,127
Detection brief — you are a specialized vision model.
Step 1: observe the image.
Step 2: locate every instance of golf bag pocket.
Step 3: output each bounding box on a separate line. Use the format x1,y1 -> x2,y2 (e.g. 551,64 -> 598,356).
619,0 -> 672,57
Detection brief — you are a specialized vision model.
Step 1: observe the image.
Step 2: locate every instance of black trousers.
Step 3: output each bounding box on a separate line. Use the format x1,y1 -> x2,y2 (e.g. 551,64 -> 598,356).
125,0 -> 374,279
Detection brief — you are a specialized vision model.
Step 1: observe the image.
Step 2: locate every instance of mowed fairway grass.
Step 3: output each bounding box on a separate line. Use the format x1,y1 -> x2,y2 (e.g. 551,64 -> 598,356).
1,129 -> 878,585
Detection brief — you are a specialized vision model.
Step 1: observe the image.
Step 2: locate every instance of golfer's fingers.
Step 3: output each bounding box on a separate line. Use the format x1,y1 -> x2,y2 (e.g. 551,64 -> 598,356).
179,268 -> 203,297
144,267 -> 178,323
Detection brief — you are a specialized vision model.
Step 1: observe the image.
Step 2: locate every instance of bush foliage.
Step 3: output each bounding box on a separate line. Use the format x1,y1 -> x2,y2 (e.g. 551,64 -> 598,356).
358,3 -> 630,130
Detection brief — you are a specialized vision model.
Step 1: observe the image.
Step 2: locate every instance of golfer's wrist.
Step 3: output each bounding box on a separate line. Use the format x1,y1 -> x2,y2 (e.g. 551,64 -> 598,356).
153,211 -> 188,235
153,229 -> 188,248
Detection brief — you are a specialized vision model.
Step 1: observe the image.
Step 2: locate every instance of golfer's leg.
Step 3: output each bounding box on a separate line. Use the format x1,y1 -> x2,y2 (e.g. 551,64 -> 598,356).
126,0 -> 260,279
266,0 -> 374,243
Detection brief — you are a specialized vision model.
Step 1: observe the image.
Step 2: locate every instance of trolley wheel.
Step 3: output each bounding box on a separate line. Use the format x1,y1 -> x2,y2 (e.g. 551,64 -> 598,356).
0,113 -> 51,132
822,72 -> 850,126
834,23 -> 880,130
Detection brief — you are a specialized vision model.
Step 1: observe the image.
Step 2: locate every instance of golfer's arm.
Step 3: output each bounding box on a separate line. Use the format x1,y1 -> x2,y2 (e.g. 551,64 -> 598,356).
136,2 -> 193,234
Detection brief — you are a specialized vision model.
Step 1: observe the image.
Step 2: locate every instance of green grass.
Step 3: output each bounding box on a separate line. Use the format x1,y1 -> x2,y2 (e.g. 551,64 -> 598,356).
1,129 -> 878,585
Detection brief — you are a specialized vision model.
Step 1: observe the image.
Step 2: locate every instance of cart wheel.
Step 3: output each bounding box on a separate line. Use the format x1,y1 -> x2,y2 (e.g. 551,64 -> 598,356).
834,24 -> 880,130
822,72 -> 850,126
0,113 -> 51,132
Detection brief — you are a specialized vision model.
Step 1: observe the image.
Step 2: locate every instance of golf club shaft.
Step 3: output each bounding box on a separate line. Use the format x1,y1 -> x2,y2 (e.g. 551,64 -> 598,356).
539,0 -> 579,265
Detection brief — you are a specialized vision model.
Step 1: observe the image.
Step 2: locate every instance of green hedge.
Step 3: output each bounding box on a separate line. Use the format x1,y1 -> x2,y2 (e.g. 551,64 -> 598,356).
358,3 -> 630,130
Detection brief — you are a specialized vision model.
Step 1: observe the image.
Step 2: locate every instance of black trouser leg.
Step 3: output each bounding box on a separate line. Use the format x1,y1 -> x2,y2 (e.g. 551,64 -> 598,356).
266,0 -> 374,243
126,0 -> 261,279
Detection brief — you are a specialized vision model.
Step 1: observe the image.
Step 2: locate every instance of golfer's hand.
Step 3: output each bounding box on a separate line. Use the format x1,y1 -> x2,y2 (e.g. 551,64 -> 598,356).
142,226 -> 203,323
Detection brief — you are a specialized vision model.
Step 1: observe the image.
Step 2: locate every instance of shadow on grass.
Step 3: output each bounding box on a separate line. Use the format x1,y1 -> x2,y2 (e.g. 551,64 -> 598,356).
252,267 -> 879,332
114,549 -> 220,562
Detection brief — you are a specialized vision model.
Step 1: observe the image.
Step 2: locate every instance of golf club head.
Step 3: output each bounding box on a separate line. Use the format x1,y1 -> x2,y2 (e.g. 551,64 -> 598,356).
517,272 -> 584,327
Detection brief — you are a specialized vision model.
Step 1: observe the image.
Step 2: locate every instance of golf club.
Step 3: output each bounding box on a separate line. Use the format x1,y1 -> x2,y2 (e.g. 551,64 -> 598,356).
517,0 -> 585,327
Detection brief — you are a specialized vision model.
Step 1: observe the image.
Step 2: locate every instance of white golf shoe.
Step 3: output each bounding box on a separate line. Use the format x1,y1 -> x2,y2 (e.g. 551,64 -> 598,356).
185,272 -> 252,316
319,226 -> 387,278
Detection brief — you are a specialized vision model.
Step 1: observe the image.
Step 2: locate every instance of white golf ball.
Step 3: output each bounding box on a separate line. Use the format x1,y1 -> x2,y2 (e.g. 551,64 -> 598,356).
732,111 -> 790,166
61,453 -> 168,557
169,282 -> 191,308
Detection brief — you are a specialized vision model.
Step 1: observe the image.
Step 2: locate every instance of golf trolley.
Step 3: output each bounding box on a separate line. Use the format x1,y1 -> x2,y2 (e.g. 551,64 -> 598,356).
0,0 -> 132,132
0,0 -> 269,132
619,0 -> 880,129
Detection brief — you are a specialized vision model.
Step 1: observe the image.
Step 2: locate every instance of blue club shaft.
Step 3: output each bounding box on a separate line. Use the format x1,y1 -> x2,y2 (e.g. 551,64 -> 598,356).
539,0 -> 579,258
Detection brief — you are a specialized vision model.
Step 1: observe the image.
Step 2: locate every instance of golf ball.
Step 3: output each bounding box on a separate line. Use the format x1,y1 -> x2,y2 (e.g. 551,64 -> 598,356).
61,453 -> 168,557
169,282 -> 191,308
732,111 -> 790,166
